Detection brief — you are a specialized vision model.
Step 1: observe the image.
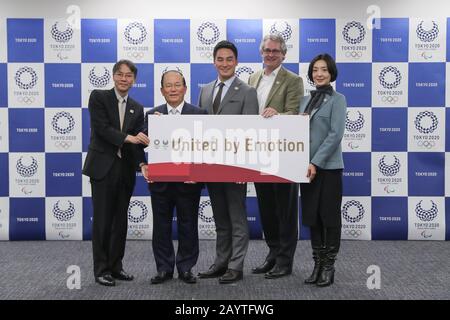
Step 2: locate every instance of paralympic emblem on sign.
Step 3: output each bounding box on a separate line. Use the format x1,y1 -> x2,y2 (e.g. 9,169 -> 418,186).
235,66 -> 254,79
345,111 -> 365,132
51,21 -> 74,43
416,21 -> 439,42
88,67 -> 111,88
270,21 -> 293,41
378,155 -> 401,177
16,156 -> 38,178
415,200 -> 438,222
53,200 -> 75,222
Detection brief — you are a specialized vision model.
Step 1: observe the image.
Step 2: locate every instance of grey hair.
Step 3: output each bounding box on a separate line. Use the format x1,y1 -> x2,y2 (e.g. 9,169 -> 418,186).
259,34 -> 287,55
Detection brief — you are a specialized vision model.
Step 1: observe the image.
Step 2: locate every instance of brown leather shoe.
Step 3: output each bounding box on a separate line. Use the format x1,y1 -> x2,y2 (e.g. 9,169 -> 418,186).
198,264 -> 227,279
218,269 -> 243,284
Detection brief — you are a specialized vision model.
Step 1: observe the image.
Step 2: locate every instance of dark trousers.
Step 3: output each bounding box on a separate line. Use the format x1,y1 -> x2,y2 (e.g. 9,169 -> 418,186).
255,182 -> 299,268
150,186 -> 201,274
90,157 -> 133,277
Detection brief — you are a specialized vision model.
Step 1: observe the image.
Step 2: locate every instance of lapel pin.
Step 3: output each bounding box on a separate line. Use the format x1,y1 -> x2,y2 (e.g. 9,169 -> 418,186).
275,81 -> 280,85
324,98 -> 327,102
130,109 -> 134,114
234,86 -> 239,90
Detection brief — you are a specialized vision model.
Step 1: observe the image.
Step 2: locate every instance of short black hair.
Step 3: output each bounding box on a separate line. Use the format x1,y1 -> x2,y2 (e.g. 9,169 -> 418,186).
160,70 -> 187,88
113,59 -> 138,78
213,40 -> 238,60
307,53 -> 338,83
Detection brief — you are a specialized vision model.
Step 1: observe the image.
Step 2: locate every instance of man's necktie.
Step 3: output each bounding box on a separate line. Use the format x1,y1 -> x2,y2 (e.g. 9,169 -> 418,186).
212,82 -> 224,114
117,98 -> 126,158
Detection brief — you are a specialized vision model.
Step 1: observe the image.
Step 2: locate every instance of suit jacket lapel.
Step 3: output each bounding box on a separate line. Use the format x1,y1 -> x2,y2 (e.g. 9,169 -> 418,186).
252,70 -> 264,90
218,77 -> 240,114
108,89 -> 121,130
265,67 -> 286,108
205,82 -> 216,115
122,98 -> 135,133
309,95 -> 332,120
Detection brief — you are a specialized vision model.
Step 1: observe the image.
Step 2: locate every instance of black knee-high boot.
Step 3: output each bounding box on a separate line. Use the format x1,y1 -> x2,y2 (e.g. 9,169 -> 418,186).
316,226 -> 341,287
304,225 -> 325,284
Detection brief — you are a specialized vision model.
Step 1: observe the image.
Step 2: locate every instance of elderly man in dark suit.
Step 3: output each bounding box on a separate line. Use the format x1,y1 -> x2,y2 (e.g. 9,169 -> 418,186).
141,70 -> 208,285
197,40 -> 259,284
83,60 -> 149,286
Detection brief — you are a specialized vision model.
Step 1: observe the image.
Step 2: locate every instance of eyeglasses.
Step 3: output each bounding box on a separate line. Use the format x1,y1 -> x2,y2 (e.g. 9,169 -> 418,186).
114,72 -> 134,79
262,48 -> 282,55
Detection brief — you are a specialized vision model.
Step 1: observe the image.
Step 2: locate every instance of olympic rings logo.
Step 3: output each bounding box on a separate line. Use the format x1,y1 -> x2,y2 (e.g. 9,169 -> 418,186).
128,229 -> 146,238
345,51 -> 363,59
381,96 -> 399,104
344,229 -> 362,238
55,141 -> 73,149
17,96 -> 36,104
200,229 -> 216,238
127,52 -> 145,60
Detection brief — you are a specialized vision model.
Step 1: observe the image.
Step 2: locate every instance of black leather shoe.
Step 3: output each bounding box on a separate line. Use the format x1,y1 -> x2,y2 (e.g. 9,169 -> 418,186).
179,271 -> 197,284
112,270 -> 134,281
264,265 -> 292,279
150,271 -> 173,284
95,275 -> 115,286
252,259 -> 276,274
219,269 -> 243,284
198,264 -> 227,279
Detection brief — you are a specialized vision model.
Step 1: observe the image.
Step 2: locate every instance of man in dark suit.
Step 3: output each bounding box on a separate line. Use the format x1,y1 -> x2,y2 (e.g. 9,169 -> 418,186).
248,34 -> 304,279
82,60 -> 149,286
141,70 -> 207,285
197,40 -> 259,284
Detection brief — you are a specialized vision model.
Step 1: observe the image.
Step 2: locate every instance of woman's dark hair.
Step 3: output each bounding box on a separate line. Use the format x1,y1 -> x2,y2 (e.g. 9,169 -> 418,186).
307,53 -> 338,83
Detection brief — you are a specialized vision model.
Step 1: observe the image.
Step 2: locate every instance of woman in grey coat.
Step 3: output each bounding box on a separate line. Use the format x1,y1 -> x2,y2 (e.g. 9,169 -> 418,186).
299,53 -> 347,287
